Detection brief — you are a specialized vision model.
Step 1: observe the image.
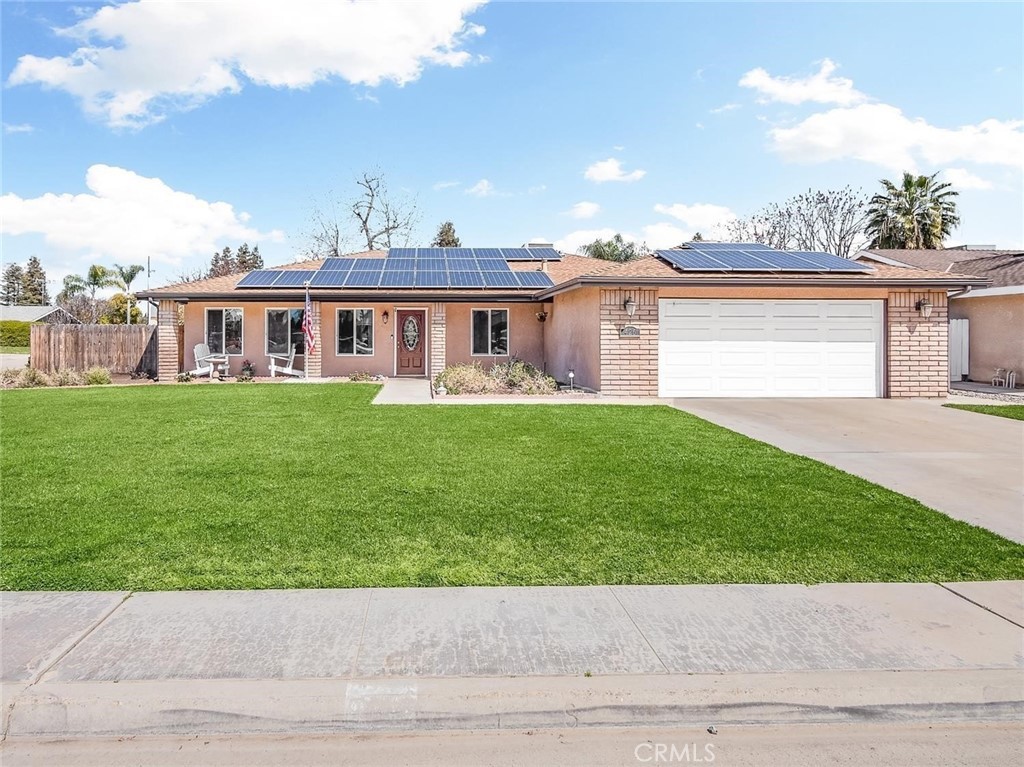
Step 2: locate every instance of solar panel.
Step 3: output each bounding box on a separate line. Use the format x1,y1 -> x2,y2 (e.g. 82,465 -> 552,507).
448,270 -> 485,287
686,242 -> 775,252
344,270 -> 382,287
697,250 -> 778,270
419,248 -> 444,258
388,248 -> 417,259
309,270 -> 348,288
418,258 -> 447,271
755,252 -> 823,271
446,259 -> 478,271
514,271 -> 555,288
523,247 -> 561,260
384,258 -> 417,271
473,248 -> 503,259
350,258 -> 387,271
379,270 -> 414,287
500,248 -> 533,260
321,258 -> 356,271
657,250 -> 730,270
477,258 -> 510,271
271,270 -> 318,287
236,270 -> 285,287
786,251 -> 874,272
415,270 -> 448,288
481,271 -> 519,288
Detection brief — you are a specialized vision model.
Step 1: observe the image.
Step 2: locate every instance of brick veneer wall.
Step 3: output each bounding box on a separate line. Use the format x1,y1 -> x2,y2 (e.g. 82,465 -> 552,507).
599,288 -> 658,396
305,300 -> 322,378
156,299 -> 180,380
430,303 -> 446,380
887,290 -> 948,398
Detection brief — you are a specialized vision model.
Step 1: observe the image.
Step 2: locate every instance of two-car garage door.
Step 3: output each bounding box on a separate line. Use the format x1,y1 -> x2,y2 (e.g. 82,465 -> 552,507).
658,299 -> 883,398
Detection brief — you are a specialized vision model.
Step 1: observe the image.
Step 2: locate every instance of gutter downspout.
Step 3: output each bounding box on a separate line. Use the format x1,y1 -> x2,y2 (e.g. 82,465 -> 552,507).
948,286 -> 972,299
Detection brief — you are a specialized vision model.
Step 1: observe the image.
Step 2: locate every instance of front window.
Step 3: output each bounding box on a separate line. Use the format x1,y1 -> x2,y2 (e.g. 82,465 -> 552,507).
337,308 -> 374,355
266,308 -> 305,356
206,308 -> 243,355
471,309 -> 508,356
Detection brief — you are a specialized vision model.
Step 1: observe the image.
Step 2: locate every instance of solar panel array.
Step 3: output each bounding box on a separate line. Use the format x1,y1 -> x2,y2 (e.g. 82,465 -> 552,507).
656,243 -> 873,273
237,248 -> 557,290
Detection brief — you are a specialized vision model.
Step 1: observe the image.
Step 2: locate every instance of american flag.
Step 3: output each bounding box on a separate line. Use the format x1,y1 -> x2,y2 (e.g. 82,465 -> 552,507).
302,284 -> 316,355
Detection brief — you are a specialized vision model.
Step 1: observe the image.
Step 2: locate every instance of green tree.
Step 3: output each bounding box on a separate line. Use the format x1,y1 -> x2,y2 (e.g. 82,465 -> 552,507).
234,243 -> 263,271
61,265 -> 120,323
431,221 -> 461,247
691,231 -> 704,242
209,246 -> 235,278
1,264 -> 24,305
578,233 -> 649,262
19,256 -> 48,305
98,293 -> 146,325
113,264 -> 145,325
866,172 -> 960,249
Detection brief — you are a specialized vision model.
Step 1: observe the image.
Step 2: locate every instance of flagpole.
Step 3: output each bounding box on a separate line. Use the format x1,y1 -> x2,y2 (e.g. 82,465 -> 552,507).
304,281 -> 311,380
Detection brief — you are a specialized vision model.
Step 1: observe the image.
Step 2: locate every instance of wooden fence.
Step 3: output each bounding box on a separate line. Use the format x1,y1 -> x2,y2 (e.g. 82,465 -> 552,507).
30,324 -> 159,375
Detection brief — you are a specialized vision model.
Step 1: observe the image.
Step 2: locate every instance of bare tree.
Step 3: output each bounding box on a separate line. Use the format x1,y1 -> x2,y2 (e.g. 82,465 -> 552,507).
725,187 -> 870,258
303,171 -> 420,259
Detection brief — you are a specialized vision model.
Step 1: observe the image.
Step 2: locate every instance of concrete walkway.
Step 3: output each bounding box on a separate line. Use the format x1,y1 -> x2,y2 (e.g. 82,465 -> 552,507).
2,582 -> 1021,739
372,377 -> 433,403
0,353 -> 28,371
673,398 -> 1024,543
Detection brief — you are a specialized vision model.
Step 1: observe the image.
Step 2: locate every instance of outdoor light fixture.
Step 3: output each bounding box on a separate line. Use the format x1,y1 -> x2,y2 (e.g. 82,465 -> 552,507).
535,311 -> 549,323
624,297 -> 637,317
915,299 -> 933,319
382,310 -> 390,325
568,368 -> 575,391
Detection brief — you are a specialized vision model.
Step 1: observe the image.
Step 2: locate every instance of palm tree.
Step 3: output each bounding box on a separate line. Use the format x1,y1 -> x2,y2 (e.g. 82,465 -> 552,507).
866,172 -> 960,249
60,266 -> 120,323
113,264 -> 145,325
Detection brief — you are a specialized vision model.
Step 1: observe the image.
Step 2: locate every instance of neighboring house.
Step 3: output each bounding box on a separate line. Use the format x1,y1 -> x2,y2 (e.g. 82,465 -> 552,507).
0,305 -> 80,324
857,248 -> 1023,386
138,243 -> 987,398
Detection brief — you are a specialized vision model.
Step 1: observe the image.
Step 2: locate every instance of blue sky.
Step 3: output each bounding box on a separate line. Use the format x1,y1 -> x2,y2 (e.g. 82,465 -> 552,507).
2,1 -> 1021,292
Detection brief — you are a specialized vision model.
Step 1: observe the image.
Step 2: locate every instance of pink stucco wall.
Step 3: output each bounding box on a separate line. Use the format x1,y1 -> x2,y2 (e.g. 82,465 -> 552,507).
950,293 -> 1024,383
444,303 -> 545,371
543,287 -> 601,389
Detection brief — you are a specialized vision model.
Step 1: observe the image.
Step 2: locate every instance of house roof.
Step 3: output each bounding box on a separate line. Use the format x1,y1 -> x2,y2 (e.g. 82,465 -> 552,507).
0,305 -> 78,323
138,248 -> 990,303
857,248 -> 1024,288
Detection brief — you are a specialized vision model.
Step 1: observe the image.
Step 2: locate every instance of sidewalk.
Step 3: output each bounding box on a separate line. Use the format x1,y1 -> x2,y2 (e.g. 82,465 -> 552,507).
2,582 -> 1021,740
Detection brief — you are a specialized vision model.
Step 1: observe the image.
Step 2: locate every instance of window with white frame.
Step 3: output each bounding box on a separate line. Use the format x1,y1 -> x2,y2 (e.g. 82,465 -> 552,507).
266,308 -> 305,356
471,309 -> 508,356
206,308 -> 243,355
337,308 -> 374,355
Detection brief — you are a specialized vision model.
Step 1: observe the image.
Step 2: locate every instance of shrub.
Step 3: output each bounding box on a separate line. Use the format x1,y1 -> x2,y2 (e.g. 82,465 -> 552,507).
435,360 -> 557,395
0,368 -> 21,388
176,371 -> 194,383
84,366 -> 112,385
349,370 -> 374,382
52,369 -> 84,387
14,367 -> 50,388
0,320 -> 32,348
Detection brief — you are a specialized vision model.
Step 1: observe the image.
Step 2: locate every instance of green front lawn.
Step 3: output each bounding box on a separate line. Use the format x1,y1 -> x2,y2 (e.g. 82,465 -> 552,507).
944,403 -> 1024,421
2,385 -> 1021,590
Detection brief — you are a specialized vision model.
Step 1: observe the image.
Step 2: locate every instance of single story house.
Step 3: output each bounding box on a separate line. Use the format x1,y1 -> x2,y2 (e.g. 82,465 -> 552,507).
0,305 -> 80,324
138,243 -> 987,398
856,248 -> 1023,386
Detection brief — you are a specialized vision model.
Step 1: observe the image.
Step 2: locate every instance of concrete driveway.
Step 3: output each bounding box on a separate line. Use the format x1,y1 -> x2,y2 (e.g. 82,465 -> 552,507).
1,353 -> 29,370
672,399 -> 1024,543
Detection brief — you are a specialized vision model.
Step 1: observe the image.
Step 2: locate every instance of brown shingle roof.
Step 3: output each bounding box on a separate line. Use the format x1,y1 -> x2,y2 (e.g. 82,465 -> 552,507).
860,248 -> 1024,272
947,253 -> 1024,288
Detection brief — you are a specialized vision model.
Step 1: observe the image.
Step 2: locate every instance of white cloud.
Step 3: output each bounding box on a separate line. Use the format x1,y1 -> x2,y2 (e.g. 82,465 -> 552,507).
710,103 -> 740,114
566,201 -> 600,219
553,228 -> 622,254
583,158 -> 646,183
528,184 -> 547,194
943,168 -> 993,190
640,222 -> 691,249
739,59 -> 866,106
0,164 -> 281,266
653,202 -> 738,231
8,0 -> 488,128
3,123 -> 34,134
768,103 -> 1024,172
433,180 -> 460,191
465,179 -> 495,197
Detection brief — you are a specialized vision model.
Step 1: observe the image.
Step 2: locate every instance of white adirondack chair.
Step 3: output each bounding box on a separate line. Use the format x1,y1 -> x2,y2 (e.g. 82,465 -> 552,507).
191,343 -> 226,378
269,348 -> 302,377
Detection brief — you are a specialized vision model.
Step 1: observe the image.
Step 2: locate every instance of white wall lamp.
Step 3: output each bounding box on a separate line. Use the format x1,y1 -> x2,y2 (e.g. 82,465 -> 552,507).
623,297 -> 637,317
567,368 -> 575,391
915,298 -> 933,319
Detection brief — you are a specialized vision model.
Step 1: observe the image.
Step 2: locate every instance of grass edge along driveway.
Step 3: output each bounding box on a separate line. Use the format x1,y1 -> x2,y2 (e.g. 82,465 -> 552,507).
944,403 -> 1024,421
2,384 -> 1022,590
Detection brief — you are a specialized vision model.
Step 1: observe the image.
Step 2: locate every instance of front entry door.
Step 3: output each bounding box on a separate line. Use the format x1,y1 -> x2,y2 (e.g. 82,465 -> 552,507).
396,310 -> 426,376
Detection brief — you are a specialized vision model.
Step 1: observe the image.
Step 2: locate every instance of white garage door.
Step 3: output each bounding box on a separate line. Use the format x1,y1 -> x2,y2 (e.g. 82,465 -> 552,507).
659,299 -> 883,398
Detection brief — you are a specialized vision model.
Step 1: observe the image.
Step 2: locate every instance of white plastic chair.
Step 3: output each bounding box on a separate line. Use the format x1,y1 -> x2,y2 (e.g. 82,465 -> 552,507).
269,348 -> 302,377
191,344 -> 226,378
992,368 -> 1006,387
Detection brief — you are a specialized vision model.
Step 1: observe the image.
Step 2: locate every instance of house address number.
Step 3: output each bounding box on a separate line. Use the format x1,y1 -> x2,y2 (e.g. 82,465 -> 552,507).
619,325 -> 640,337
